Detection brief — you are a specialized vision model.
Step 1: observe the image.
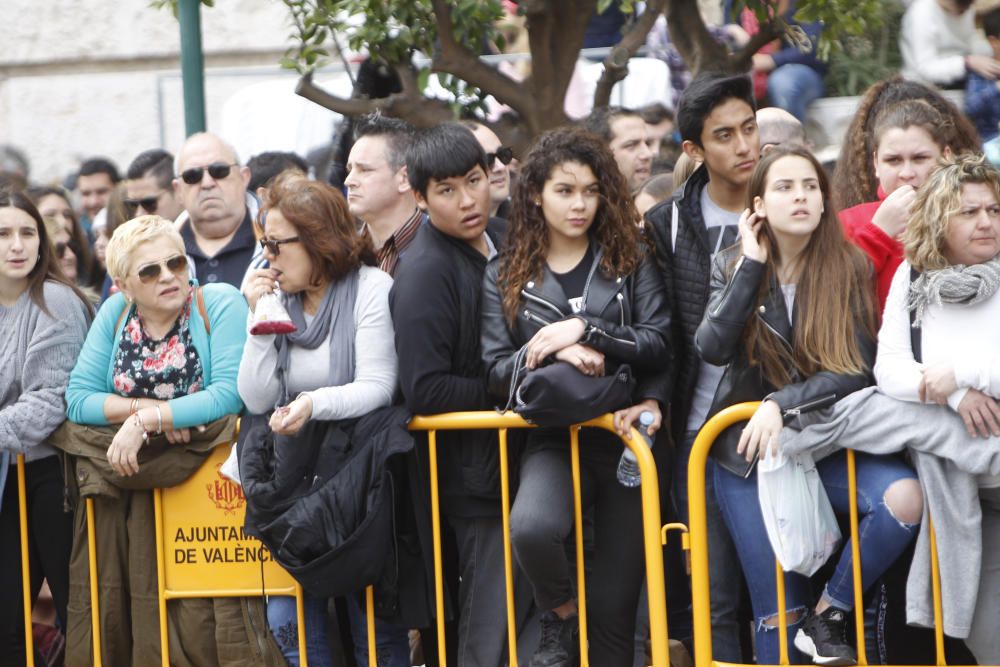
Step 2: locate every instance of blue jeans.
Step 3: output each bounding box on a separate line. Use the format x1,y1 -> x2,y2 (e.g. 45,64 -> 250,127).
714,451 -> 918,664
673,431 -> 745,663
766,63 -> 825,122
267,594 -> 409,667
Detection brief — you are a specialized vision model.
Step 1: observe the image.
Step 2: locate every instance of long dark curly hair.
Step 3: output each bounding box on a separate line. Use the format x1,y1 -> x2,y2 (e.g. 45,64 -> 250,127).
497,126 -> 643,325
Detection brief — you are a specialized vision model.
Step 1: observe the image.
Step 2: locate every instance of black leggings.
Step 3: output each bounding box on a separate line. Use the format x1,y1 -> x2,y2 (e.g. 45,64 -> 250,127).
0,456 -> 73,667
509,435 -> 646,667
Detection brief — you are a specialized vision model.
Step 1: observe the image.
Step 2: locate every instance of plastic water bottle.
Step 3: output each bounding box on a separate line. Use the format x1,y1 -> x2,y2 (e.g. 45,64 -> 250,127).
616,411 -> 655,488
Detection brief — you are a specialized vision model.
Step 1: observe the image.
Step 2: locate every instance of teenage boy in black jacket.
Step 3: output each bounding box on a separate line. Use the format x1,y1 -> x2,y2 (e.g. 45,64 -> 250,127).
389,123 -> 529,667
644,73 -> 760,663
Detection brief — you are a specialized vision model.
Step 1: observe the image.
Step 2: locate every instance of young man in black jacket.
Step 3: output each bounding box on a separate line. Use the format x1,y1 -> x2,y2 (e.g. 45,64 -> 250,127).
389,123 -> 529,667
645,72 -> 760,663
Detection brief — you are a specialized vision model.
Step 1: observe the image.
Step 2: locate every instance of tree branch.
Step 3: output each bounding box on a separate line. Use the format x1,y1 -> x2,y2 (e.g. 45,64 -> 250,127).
295,70 -> 454,128
728,19 -> 783,70
430,0 -> 534,118
665,0 -> 730,75
593,0 -> 667,108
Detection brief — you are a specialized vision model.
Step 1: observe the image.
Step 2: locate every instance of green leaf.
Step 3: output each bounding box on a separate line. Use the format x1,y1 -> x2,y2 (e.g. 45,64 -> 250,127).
417,67 -> 431,91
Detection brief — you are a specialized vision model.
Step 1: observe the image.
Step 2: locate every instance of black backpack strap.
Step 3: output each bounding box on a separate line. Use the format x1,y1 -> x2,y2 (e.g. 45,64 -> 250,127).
909,267 -> 922,363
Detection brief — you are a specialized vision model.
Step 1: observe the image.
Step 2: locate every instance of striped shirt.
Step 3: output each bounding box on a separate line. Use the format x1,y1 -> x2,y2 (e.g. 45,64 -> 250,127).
368,208 -> 423,278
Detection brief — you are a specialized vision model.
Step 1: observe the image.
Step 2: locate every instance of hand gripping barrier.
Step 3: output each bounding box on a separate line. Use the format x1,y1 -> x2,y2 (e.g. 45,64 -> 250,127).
407,411 -> 670,667
687,402 -> 961,667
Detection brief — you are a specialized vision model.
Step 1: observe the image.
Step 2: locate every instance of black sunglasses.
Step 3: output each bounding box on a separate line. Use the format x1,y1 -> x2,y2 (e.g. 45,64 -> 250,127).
136,254 -> 188,284
259,236 -> 301,257
485,147 -> 514,168
54,241 -> 70,259
179,162 -> 239,185
123,191 -> 166,214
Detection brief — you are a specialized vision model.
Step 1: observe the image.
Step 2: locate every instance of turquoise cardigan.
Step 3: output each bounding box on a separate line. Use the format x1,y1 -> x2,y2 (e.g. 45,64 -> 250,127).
66,282 -> 248,429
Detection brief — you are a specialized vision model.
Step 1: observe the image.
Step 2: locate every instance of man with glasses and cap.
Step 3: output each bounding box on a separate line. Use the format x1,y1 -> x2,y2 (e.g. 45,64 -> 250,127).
173,132 -> 260,288
125,149 -> 185,223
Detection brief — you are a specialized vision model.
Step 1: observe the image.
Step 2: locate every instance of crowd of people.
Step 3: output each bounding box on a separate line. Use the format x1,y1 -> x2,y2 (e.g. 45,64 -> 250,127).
2,47 -> 1000,667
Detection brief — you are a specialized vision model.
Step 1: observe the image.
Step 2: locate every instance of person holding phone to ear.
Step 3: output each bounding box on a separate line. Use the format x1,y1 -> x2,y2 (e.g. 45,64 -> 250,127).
695,147 -> 922,666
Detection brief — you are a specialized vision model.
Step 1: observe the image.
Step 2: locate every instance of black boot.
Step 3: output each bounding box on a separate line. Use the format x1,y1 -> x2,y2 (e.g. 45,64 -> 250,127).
529,610 -> 580,667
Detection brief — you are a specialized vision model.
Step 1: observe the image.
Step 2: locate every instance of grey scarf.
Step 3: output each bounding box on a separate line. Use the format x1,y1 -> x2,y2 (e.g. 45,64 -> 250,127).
275,268 -> 359,403
907,254 -> 1000,327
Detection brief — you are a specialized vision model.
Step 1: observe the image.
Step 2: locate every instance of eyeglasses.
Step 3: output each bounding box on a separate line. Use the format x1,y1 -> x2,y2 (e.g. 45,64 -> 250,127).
178,162 -> 239,185
485,147 -> 514,169
123,191 -> 167,214
259,236 -> 301,257
54,241 -> 71,259
136,254 -> 189,284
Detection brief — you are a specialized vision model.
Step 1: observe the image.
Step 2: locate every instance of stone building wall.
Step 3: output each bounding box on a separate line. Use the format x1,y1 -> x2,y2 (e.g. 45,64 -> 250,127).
0,0 -> 341,184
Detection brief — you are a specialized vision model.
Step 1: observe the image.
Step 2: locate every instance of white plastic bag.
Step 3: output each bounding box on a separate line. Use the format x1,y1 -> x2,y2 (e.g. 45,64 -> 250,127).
757,447 -> 841,576
249,290 -> 297,335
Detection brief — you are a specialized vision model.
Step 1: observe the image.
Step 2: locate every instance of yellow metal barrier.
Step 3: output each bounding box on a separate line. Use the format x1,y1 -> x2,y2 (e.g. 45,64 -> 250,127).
16,454 -> 35,667
74,410 -> 663,665
80,441 -> 314,667
408,411 -> 670,667
687,402 -> 959,667
151,442 -> 309,666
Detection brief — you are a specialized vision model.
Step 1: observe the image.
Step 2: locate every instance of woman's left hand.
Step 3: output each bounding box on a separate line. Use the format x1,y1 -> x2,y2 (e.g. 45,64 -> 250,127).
737,399 -> 783,462
918,364 -> 958,405
525,318 -> 586,369
614,398 -> 662,438
107,418 -> 146,476
269,394 -> 313,436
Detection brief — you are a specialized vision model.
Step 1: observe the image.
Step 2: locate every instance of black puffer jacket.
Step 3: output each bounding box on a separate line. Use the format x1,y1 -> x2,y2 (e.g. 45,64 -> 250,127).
645,165 -> 718,445
695,247 -> 876,477
481,243 -> 672,414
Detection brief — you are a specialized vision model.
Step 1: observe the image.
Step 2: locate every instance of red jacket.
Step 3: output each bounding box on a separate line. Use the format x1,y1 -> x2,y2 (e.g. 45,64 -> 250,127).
839,191 -> 900,313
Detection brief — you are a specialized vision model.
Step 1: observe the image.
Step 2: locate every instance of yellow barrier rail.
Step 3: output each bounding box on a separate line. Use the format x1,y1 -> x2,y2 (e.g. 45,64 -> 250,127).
79,442 -> 309,667
68,409 -> 663,666
687,402 -> 962,667
408,410 -> 670,667
16,454 -> 35,667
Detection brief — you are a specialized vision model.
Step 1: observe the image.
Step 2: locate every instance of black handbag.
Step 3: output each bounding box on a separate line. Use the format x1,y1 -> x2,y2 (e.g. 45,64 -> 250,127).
503,345 -> 636,427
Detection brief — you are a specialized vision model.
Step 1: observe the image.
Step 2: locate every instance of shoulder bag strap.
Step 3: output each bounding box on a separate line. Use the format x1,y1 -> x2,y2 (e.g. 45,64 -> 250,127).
195,286 -> 210,334
908,267 -> 922,363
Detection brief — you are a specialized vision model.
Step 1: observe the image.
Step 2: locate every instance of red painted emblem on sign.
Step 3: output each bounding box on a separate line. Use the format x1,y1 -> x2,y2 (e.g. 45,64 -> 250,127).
206,464 -> 246,515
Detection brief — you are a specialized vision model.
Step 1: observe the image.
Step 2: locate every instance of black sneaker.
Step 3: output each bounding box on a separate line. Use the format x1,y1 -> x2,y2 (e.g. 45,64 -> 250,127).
529,610 -> 579,667
794,607 -> 858,666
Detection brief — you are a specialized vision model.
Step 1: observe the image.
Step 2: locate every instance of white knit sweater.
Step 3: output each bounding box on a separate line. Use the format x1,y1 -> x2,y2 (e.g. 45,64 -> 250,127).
875,261 -> 1000,486
237,265 -> 397,420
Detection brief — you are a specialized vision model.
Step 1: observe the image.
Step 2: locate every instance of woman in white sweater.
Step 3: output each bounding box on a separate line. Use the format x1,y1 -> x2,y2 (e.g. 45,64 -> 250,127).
874,153 -> 1000,664
238,174 -> 404,667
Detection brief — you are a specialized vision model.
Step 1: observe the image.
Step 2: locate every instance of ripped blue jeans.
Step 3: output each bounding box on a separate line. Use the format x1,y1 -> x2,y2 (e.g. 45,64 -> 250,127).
714,451 -> 919,664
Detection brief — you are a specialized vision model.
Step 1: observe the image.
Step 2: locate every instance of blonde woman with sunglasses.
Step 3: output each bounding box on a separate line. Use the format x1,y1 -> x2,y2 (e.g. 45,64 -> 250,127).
62,215 -> 269,666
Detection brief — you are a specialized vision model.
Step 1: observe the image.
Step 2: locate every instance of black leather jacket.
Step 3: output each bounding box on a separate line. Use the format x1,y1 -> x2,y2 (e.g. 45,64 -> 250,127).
695,247 -> 876,477
481,243 -> 672,408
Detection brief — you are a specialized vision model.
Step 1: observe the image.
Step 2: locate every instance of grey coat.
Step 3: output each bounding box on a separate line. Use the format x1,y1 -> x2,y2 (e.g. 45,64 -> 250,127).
780,386 -> 1000,638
